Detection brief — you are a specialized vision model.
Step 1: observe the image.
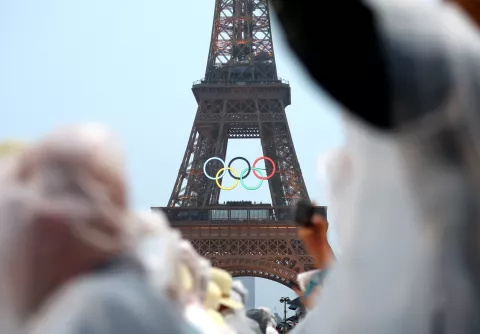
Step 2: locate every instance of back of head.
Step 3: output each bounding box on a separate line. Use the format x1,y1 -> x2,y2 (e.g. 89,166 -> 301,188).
131,211 -> 187,303
231,280 -> 247,306
0,125 -> 130,323
0,125 -> 130,311
197,258 -> 211,302
13,124 -> 128,253
129,210 -> 172,239
246,309 -> 270,334
258,307 -> 276,327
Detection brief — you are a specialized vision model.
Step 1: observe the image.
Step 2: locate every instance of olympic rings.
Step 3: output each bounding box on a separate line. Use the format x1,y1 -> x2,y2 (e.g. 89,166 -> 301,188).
252,156 -> 276,180
203,157 -> 226,180
216,167 -> 239,190
240,167 -> 264,191
228,157 -> 251,180
203,156 -> 276,190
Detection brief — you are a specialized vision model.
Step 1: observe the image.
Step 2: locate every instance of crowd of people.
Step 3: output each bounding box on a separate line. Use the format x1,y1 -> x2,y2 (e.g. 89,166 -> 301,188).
0,125 -> 330,333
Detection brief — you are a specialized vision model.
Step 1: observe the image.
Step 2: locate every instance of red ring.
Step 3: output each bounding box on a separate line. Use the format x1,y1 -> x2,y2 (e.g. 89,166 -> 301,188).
252,156 -> 276,180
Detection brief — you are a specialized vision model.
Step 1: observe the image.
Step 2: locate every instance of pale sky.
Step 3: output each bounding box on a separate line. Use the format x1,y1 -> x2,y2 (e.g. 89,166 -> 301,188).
0,0 -> 344,313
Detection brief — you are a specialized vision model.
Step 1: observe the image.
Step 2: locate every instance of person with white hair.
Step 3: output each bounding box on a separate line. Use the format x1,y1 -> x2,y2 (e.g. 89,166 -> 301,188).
135,231 -> 227,334
223,280 -> 262,334
257,308 -> 278,334
130,210 -> 188,305
176,242 -> 226,333
246,308 -> 277,334
0,125 -> 187,333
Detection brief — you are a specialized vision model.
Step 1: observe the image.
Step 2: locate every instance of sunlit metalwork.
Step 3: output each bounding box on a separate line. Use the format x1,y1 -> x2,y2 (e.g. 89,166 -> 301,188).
154,0 -> 323,288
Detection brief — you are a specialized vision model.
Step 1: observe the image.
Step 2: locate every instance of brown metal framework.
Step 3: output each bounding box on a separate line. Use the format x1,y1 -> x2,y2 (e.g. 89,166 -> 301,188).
154,0 -> 324,289
153,206 -> 326,288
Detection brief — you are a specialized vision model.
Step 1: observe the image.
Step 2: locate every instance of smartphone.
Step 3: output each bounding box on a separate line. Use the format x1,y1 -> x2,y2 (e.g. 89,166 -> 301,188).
294,199 -> 315,227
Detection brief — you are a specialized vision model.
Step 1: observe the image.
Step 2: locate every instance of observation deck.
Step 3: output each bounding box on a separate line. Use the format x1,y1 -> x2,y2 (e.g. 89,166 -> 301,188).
191,78 -> 291,107
152,203 -> 327,239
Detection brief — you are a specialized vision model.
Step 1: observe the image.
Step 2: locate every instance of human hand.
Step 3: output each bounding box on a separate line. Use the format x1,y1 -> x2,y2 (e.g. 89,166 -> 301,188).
297,213 -> 333,270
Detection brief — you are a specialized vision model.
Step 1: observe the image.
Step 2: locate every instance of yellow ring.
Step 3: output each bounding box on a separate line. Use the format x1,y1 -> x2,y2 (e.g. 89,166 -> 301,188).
215,167 -> 239,190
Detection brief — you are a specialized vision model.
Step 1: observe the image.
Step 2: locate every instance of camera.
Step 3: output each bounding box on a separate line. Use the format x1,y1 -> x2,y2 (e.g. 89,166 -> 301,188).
294,199 -> 315,227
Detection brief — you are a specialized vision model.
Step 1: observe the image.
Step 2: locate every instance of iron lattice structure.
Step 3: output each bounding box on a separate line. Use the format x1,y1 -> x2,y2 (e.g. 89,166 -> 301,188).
153,0 -> 325,288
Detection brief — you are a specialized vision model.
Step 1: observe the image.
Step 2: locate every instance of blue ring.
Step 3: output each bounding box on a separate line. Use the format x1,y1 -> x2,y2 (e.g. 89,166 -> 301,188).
203,157 -> 226,180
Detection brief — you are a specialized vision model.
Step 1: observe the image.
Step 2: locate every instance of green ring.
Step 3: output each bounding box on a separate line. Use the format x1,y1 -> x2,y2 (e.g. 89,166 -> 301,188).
240,167 -> 264,190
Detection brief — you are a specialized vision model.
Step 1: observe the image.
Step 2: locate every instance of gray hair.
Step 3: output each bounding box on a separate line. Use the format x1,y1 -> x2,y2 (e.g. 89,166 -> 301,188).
231,280 -> 248,305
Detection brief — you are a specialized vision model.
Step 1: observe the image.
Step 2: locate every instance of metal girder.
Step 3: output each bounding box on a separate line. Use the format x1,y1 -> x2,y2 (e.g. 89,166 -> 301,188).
259,119 -> 310,206
189,234 -> 315,288
215,258 -> 300,288
153,206 -> 326,276
160,206 -> 318,284
161,0 -> 321,285
168,93 -> 310,207
192,83 -> 291,105
204,0 -> 278,83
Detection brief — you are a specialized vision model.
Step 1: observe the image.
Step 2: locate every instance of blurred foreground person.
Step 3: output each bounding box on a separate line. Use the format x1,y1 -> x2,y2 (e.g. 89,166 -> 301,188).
131,211 -> 191,307
0,140 -> 28,163
176,241 -> 221,333
130,211 -> 211,333
272,0 -> 480,333
296,270 -> 326,312
257,308 -> 278,334
0,125 -> 186,333
224,280 -> 262,334
0,140 -> 28,183
135,222 -> 233,334
173,243 -> 232,333
203,282 -> 235,334
246,308 -> 277,334
316,148 -> 354,253
210,268 -> 257,333
0,140 -> 29,332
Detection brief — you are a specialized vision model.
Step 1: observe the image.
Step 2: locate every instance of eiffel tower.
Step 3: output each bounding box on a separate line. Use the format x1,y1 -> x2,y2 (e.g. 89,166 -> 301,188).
152,0 -> 326,288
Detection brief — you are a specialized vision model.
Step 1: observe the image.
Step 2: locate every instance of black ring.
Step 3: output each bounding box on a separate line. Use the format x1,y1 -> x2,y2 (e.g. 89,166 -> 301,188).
228,157 -> 251,180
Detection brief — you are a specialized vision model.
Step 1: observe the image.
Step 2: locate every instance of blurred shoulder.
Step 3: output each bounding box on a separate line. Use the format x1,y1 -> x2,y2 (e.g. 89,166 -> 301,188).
30,260 -> 186,334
